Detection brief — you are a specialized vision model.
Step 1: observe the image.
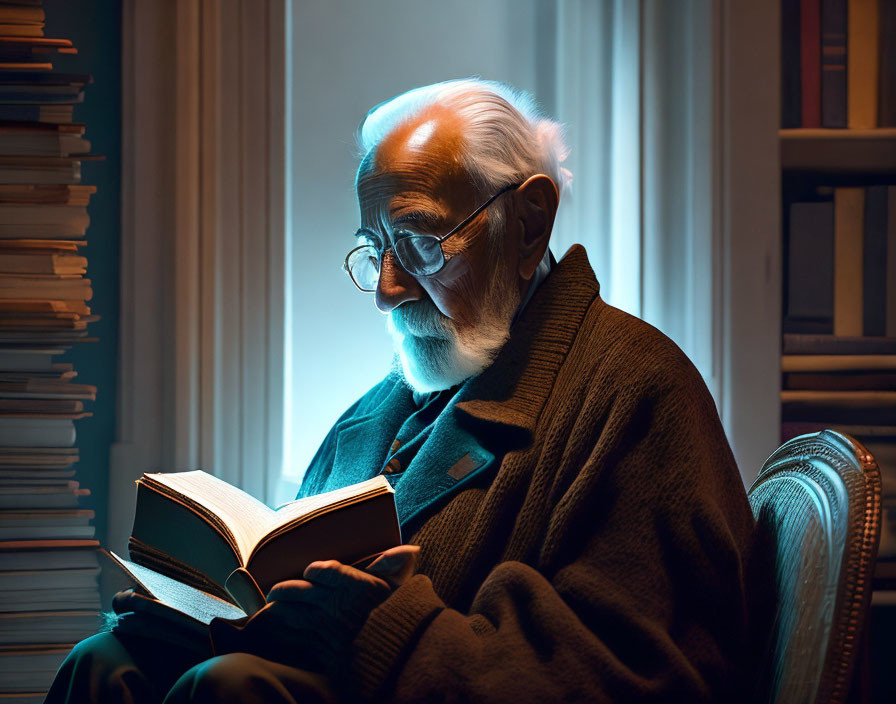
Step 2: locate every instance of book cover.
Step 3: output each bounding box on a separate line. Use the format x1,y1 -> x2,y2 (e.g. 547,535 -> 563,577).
786,200 -> 834,332
863,185 -> 888,336
820,0 -> 847,127
781,389 -> 896,424
800,0 -> 821,127
847,0 -> 880,128
782,334 -> 896,355
888,187 -> 896,336
782,0 -> 802,127
783,371 -> 896,391
782,354 -> 896,372
833,188 -> 864,336
98,472 -> 403,628
879,0 -> 896,126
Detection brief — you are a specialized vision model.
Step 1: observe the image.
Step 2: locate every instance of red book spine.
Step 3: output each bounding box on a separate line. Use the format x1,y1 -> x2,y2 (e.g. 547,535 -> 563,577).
801,0 -> 822,127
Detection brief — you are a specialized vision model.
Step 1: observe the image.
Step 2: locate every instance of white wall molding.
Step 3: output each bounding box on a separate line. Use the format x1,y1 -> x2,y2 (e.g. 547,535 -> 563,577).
550,0 -> 780,485
111,0 -> 287,553
714,0 -> 781,484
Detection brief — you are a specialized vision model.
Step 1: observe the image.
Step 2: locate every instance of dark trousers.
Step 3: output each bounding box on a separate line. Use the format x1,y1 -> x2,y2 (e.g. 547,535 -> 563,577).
44,631 -> 338,704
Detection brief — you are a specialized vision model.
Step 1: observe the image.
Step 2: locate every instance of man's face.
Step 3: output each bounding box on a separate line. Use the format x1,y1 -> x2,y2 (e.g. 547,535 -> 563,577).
355,106 -> 521,392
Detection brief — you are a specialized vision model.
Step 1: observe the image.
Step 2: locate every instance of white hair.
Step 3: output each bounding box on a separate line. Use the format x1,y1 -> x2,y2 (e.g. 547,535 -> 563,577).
357,78 -> 572,198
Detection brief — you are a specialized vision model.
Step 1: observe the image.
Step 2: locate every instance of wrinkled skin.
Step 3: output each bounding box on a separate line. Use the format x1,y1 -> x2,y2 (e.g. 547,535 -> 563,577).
356,103 -> 558,331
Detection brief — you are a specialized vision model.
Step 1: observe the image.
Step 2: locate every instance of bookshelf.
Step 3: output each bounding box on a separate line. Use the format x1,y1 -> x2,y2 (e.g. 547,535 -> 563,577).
780,128 -> 896,172
780,0 -> 895,699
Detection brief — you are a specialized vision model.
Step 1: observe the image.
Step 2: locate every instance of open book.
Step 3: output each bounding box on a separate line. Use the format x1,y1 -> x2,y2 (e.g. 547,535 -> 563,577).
105,471 -> 401,625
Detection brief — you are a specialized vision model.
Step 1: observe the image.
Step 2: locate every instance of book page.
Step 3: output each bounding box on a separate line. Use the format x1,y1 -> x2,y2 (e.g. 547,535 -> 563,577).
266,476 -> 393,534
143,471 -> 273,563
108,551 -> 246,624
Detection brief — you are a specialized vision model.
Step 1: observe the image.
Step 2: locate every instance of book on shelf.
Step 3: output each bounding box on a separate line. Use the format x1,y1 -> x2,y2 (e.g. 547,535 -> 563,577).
782,334 -> 896,354
785,185 -> 894,337
881,0 -> 896,126
833,187 -> 864,336
847,0 -> 879,129
782,370 -> 896,390
821,0 -> 847,128
782,0 -> 894,128
785,199 -> 834,332
801,0 -> 821,128
782,353 -> 896,371
863,185 -> 888,336
104,472 -> 402,625
780,389 -> 896,424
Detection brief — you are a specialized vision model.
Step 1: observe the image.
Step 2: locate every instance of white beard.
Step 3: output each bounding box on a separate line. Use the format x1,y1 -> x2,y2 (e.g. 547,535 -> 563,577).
386,274 -> 520,393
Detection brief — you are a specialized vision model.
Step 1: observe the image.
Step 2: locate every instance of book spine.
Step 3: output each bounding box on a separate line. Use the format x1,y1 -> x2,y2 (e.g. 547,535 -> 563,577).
880,0 -> 896,126
847,0 -> 880,129
782,0 -> 803,127
888,187 -> 896,337
783,371 -> 896,391
786,200 -> 835,333
801,0 -> 822,127
820,0 -> 847,127
833,187 -> 865,336
863,185 -> 888,336
782,334 -> 896,355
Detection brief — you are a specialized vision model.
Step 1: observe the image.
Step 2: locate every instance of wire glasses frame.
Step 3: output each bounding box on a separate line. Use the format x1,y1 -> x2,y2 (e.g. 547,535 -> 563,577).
343,181 -> 522,292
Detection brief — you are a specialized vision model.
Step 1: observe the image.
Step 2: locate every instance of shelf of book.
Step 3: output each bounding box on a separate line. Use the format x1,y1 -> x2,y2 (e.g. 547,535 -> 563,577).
780,128 -> 896,172
0,1 -> 102,700
781,0 -> 895,696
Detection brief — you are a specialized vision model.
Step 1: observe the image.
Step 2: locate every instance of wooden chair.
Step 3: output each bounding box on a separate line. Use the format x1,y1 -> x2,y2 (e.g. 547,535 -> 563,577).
748,430 -> 882,704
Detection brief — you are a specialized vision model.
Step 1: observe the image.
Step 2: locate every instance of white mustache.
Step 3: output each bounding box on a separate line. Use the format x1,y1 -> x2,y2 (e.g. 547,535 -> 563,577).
388,301 -> 453,339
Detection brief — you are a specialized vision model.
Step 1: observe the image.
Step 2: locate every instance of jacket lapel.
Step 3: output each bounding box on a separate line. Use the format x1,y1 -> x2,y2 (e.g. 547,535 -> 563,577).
324,381 -> 416,492
395,406 -> 496,533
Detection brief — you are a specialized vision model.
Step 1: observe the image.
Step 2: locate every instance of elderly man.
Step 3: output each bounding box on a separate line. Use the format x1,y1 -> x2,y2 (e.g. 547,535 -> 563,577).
47,79 -> 757,703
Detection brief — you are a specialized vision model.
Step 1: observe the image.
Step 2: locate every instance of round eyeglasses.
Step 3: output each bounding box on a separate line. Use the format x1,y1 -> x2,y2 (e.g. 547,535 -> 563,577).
343,182 -> 521,292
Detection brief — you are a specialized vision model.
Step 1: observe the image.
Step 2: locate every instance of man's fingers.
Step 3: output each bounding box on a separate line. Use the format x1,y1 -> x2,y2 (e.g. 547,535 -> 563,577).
304,560 -> 389,594
365,545 -> 420,585
111,588 -> 138,614
266,578 -> 316,603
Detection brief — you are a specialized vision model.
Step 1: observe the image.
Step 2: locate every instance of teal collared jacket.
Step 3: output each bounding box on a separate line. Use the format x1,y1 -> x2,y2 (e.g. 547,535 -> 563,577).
297,368 -> 508,538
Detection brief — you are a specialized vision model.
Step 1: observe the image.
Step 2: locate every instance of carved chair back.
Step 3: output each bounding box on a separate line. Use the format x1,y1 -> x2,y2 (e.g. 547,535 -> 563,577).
748,430 -> 881,704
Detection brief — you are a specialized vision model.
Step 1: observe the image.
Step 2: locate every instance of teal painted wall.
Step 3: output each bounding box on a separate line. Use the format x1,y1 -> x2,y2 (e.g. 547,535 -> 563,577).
43,1 -> 121,545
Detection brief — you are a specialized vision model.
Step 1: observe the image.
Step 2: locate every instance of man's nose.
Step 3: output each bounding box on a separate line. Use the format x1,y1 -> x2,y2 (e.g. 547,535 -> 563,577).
375,249 -> 423,313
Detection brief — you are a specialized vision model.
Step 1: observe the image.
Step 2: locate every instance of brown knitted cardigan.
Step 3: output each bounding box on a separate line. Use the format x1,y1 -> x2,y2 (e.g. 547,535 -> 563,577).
306,245 -> 756,702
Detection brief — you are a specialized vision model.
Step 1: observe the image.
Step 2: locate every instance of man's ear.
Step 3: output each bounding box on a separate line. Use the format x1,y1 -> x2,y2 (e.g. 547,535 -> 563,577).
513,174 -> 559,281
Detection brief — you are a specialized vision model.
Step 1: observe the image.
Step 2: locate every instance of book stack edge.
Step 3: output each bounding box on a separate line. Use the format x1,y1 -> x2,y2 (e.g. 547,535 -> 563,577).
0,2 -> 100,701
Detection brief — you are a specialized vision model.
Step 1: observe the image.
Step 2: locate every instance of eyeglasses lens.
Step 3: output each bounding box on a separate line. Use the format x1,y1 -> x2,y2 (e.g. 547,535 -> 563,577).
346,245 -> 380,291
395,235 -> 444,276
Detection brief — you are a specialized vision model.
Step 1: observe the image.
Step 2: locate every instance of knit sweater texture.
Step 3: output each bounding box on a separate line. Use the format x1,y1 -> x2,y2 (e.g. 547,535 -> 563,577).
300,245 -> 756,703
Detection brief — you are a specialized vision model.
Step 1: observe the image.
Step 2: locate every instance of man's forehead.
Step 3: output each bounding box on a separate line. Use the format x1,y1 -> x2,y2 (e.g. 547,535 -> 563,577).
357,105 -> 469,193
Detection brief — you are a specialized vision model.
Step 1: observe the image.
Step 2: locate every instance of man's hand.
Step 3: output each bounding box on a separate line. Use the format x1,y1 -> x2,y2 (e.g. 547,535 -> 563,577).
209,544 -> 419,677
110,589 -> 213,658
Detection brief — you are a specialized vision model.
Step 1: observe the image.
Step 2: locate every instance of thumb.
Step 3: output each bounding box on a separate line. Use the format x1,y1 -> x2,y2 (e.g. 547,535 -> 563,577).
366,545 -> 419,587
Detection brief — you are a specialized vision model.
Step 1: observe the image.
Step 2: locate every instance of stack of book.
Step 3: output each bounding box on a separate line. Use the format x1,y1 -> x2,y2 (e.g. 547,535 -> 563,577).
782,0 -> 896,128
0,2 -> 101,701
782,184 -> 896,559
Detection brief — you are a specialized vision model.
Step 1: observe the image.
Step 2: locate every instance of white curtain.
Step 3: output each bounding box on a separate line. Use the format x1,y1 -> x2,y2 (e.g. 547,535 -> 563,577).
111,0 -> 287,553
551,0 -> 718,399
